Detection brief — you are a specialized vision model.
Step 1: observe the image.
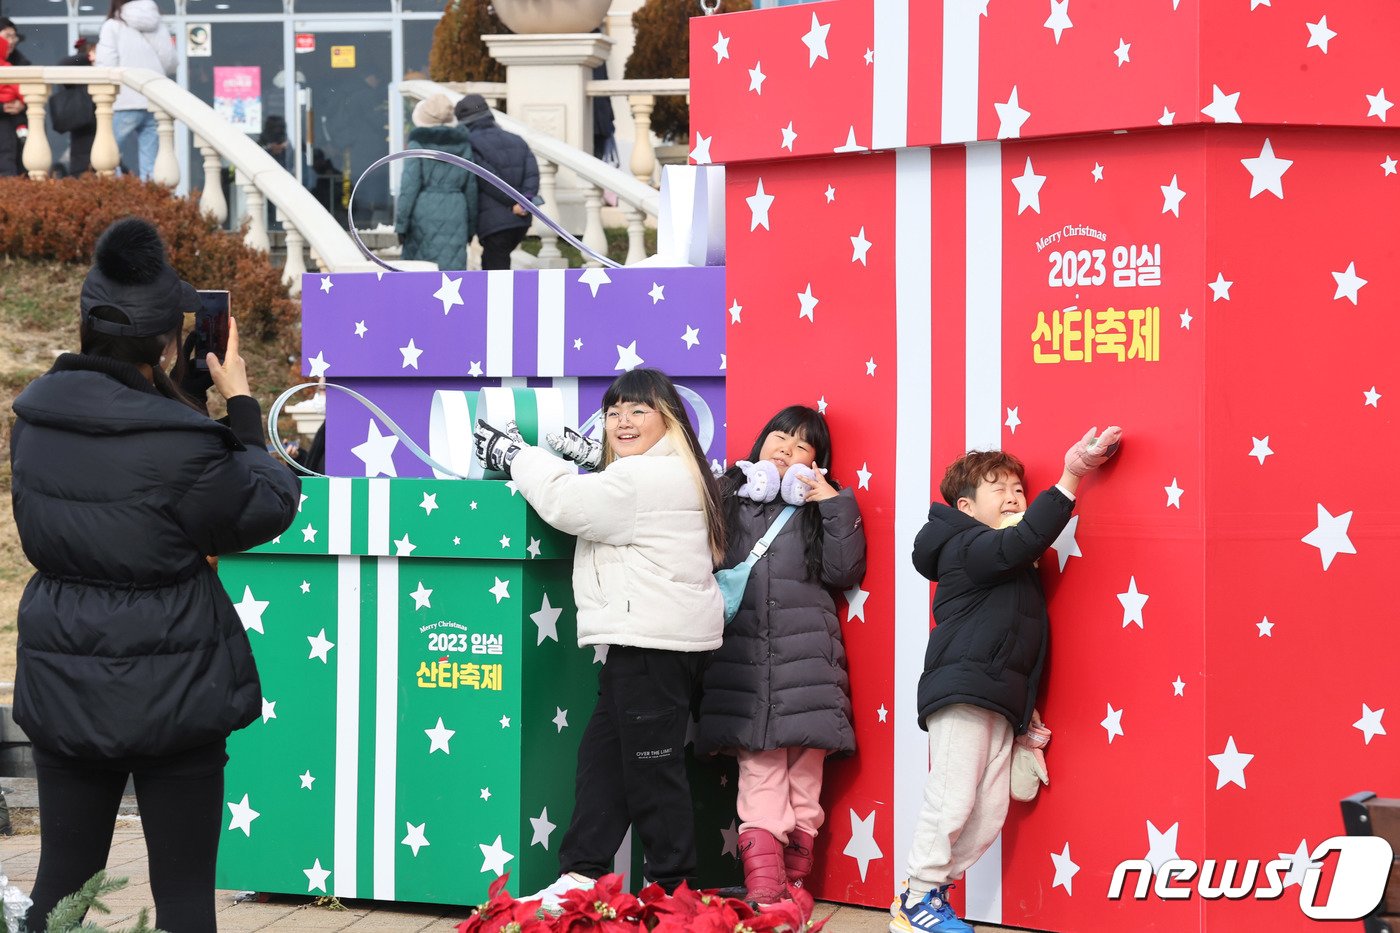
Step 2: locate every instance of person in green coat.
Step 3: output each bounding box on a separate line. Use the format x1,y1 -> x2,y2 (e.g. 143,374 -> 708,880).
395,93 -> 478,270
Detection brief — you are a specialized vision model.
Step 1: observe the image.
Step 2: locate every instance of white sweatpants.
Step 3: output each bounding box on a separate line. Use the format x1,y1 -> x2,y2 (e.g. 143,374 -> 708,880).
905,703 -> 1014,897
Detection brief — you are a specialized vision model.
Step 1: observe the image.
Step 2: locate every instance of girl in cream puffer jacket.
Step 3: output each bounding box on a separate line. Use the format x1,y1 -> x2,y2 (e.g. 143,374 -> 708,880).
504,368 -> 726,901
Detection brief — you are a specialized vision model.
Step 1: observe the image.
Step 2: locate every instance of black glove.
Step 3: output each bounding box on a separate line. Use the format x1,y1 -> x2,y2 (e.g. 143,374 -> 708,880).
474,419 -> 525,473
545,426 -> 603,472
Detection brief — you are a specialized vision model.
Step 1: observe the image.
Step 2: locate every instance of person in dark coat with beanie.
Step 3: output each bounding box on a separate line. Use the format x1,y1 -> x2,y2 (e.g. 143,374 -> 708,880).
10,217 -> 300,932
396,93 -> 477,270
697,406 -> 866,903
454,93 -> 539,270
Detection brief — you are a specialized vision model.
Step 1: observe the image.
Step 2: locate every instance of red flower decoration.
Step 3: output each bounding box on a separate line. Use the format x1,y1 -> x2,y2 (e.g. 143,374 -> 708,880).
555,874 -> 643,932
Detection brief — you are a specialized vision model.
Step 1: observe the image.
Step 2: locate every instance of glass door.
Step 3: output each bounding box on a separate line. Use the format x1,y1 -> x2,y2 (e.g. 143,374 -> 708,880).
291,21 -> 394,229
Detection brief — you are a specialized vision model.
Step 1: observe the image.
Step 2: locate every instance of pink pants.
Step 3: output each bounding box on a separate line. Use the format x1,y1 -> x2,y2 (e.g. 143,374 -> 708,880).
736,747 -> 827,844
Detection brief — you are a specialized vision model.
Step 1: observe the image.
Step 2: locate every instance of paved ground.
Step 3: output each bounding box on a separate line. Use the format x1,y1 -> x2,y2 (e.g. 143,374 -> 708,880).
0,823 -> 1022,932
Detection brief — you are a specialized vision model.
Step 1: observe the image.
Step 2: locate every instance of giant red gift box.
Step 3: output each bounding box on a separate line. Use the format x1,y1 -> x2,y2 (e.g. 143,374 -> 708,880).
691,2 -> 1400,931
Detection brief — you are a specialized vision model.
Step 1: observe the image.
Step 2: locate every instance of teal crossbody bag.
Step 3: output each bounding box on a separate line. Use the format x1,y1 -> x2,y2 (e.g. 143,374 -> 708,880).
714,505 -> 798,625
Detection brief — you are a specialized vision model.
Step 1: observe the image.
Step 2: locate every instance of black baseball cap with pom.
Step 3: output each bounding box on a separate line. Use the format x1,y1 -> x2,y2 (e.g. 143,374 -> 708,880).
80,217 -> 199,338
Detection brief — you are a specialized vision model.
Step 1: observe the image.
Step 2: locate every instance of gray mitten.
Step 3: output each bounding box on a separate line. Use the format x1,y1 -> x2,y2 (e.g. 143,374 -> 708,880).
474,419 -> 525,473
780,463 -> 819,506
735,459 -> 780,502
545,426 -> 603,472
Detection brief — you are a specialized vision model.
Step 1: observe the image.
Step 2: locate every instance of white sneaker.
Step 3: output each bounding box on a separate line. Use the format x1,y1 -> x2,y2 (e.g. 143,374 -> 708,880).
526,872 -> 595,911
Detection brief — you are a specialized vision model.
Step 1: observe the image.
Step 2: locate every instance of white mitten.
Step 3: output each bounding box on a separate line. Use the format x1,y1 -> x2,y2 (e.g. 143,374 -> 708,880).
735,459 -> 780,502
780,463 -> 819,506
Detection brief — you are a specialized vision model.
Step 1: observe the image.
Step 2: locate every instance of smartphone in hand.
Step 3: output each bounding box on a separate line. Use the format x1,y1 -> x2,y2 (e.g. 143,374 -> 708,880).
193,290 -> 230,371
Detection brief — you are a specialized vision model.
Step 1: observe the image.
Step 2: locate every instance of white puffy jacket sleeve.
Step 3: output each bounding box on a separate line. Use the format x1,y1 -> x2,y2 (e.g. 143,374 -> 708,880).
509,446 -> 638,546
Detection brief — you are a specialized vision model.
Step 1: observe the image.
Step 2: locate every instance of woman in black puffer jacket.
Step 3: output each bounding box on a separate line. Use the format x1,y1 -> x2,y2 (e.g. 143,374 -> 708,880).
10,218 -> 299,932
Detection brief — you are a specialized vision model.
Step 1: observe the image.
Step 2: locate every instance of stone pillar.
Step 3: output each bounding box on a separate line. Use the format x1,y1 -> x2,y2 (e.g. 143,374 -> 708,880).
482,32 -> 614,235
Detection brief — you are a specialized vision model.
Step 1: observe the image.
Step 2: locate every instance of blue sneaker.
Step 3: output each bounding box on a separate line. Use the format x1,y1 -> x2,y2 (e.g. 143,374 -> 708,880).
889,885 -> 974,932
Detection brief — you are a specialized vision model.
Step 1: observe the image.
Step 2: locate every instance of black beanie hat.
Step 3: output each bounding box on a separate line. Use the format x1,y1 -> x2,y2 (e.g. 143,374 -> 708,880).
454,93 -> 491,125
80,218 -> 197,338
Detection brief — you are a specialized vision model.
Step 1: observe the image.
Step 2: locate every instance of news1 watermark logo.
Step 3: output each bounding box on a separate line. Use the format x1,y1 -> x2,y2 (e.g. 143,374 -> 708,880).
1108,836 -> 1394,920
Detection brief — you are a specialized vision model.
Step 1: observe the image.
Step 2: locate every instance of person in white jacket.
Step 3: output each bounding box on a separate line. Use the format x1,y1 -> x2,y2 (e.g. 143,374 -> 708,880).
95,0 -> 176,181
475,368 -> 726,908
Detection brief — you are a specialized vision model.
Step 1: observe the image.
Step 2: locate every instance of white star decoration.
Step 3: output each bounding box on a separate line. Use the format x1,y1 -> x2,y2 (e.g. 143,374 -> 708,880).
479,835 -> 514,876
227,794 -> 260,836
797,283 -> 819,322
1249,436 -> 1273,464
1160,174 -> 1186,216
729,300 -> 743,324
746,179 -> 774,231
842,810 -> 883,882
500,715 -> 511,729
1012,157 -> 1046,215
304,859 -> 331,893
434,273 -> 464,315
877,704 -> 888,723
1179,308 -> 1193,329
833,127 -> 866,153
615,341 -> 644,372
1117,577 -> 1149,628
1101,703 -> 1124,743
1241,138 -> 1292,199
1172,676 -> 1186,696
579,267 -> 612,298
419,492 -> 438,516
1366,88 -> 1392,122
410,581 -> 433,610
1209,737 -> 1253,789
1146,820 -> 1180,871
261,697 -> 276,724
468,361 -> 484,378
399,338 -> 423,369
1364,386 -> 1382,407
1355,705 -> 1386,744
1305,16 -> 1336,53
1301,504 -> 1356,570
682,325 -> 701,349
856,462 -> 872,490
307,629 -> 335,663
844,585 -> 869,622
1050,515 -> 1082,571
307,351 -> 330,379
865,358 -> 877,377
1201,85 -> 1242,123
402,822 -> 430,857
689,133 -> 712,165
425,717 -> 455,754
1051,843 -> 1079,894
1091,162 -> 1104,182
850,227 -> 872,265
489,577 -> 511,603
300,580 -> 310,594
527,537 -> 542,558
1208,273 -> 1233,301
748,61 -> 766,94
319,276 -> 333,294
1044,0 -> 1072,44
531,593 -> 563,645
801,13 -> 830,67
780,122 -> 797,151
354,320 -> 367,338
352,421 -> 399,478
1257,616 -> 1274,637
1005,407 -> 1021,433
593,645 -> 610,665
1165,477 -> 1184,508
721,819 -> 741,859
1332,262 -> 1367,305
394,533 -> 417,557
234,586 -> 269,635
1159,107 -> 1175,126
553,707 -> 569,733
301,524 -> 318,543
1383,156 -> 1398,176
1280,840 -> 1322,888
648,282 -> 666,304
499,534 -> 511,549
712,31 -> 729,63
531,808 -> 557,849
995,86 -> 1031,139
1114,38 -> 1131,67
480,787 -> 491,802
298,769 -> 316,790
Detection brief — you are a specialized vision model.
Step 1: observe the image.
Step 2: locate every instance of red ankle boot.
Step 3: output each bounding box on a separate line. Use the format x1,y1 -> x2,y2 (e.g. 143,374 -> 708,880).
784,829 -> 815,888
737,829 -> 787,904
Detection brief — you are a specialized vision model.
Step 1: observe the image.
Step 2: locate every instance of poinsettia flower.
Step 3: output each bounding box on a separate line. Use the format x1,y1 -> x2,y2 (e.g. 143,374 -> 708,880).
456,874 -> 553,933
555,874 -> 644,931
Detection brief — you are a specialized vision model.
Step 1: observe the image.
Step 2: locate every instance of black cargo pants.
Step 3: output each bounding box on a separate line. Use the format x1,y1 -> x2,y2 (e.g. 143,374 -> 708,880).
557,645 -> 706,892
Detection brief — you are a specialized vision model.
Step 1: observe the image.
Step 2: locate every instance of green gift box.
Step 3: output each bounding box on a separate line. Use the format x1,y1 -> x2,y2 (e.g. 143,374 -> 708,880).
215,476 -> 597,904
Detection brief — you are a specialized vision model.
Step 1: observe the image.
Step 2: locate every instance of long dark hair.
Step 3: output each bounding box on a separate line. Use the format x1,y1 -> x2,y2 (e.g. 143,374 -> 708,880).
601,368 -> 726,566
721,405 -> 841,581
106,0 -> 130,18
80,306 -> 202,411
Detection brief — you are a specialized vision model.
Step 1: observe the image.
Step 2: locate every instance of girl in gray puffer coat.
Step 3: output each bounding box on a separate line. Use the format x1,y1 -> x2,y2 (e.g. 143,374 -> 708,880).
697,406 -> 866,904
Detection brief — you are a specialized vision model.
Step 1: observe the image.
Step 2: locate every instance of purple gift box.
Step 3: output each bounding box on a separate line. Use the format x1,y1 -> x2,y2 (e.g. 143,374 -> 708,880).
299,268 -> 728,480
